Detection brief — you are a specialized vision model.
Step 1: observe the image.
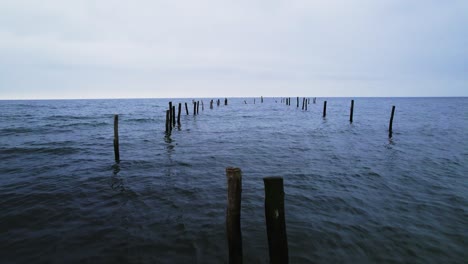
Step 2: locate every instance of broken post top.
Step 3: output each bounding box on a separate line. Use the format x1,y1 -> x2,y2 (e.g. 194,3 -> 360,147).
226,167 -> 242,175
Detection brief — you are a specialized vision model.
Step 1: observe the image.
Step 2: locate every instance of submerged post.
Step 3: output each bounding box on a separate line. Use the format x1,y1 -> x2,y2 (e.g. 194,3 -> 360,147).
264,177 -> 288,264
177,103 -> 181,126
113,114 -> 120,163
323,101 -> 327,118
389,106 -> 396,138
350,100 -> 354,123
185,102 -> 189,115
226,167 -> 243,264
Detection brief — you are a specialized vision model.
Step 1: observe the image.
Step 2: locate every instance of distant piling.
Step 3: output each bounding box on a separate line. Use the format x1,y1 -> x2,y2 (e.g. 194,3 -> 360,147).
172,106 -> 176,127
389,106 -> 396,138
350,100 -> 354,123
323,101 -> 327,118
226,167 -> 243,264
218,99 -> 220,106
261,96 -> 264,103
177,103 -> 181,126
113,114 -> 120,163
169,102 -> 173,128
264,177 -> 288,264
165,110 -> 171,132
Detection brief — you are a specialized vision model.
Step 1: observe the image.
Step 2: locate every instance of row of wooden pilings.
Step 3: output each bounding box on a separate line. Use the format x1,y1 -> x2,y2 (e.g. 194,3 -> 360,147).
226,167 -> 287,264
165,98 -> 229,133
281,97 -> 396,138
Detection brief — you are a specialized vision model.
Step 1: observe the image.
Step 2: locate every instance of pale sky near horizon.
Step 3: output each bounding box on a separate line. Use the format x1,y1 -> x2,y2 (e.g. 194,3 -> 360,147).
0,0 -> 467,99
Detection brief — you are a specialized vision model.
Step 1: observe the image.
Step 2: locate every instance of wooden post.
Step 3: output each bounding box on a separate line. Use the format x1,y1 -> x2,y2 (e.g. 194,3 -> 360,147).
254,98 -> 256,104
210,100 -> 213,109
305,99 -> 307,111
193,102 -> 196,116
289,98 -> 291,106
264,177 -> 288,264
302,98 -> 305,110
185,102 -> 189,115
177,103 -> 181,126
165,110 -> 171,132
323,101 -> 327,118
168,102 -> 173,128
197,101 -> 200,114
172,106 -> 176,127
389,106 -> 396,138
202,100 -> 204,111
113,114 -> 120,163
218,99 -> 220,106
225,98 -> 228,105
226,167 -> 243,264
350,100 -> 354,123
261,96 -> 263,103
297,97 -> 299,108
308,98 -> 310,104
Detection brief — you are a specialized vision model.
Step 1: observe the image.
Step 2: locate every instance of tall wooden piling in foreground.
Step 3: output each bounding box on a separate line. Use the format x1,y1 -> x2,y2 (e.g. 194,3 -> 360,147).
389,106 -> 396,138
323,101 -> 327,118
226,167 -> 243,264
177,103 -> 181,126
350,100 -> 354,123
185,102 -> 189,115
113,114 -> 120,162
264,177 -> 288,264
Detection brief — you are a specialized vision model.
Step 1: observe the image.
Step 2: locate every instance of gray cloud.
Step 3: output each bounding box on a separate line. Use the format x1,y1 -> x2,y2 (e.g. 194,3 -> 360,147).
0,0 -> 467,99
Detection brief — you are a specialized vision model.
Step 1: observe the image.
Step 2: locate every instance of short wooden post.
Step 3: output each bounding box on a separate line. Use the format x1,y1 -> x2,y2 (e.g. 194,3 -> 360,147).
202,100 -> 204,111
389,106 -> 396,138
226,167 -> 243,264
302,98 -> 305,110
305,99 -> 308,111
172,106 -> 176,127
177,103 -> 181,126
210,100 -> 213,109
218,99 -> 220,106
289,98 -> 291,106
185,102 -> 189,115
350,100 -> 354,123
323,101 -> 327,118
193,102 -> 196,116
197,101 -> 200,114
165,110 -> 171,132
254,98 -> 256,104
264,177 -> 288,264
261,96 -> 263,103
225,98 -> 228,105
113,114 -> 120,163
296,97 -> 299,108
168,102 -> 173,128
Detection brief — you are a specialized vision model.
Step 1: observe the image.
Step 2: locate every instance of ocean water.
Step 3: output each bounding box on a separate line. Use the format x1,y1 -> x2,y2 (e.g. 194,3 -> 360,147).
0,97 -> 466,264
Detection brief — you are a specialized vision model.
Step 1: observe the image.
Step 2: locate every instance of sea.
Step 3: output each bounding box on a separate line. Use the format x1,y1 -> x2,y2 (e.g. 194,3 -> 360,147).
0,97 -> 466,264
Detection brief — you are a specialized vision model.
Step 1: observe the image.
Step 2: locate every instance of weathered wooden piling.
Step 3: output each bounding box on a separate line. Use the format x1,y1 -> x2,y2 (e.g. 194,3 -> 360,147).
254,98 -> 256,104
177,103 -> 181,126
218,99 -> 220,106
350,100 -> 354,123
193,102 -> 196,116
302,98 -> 305,110
165,110 -> 171,132
168,102 -> 173,128
185,102 -> 189,115
323,101 -> 327,118
113,114 -> 120,162
305,99 -> 308,111
226,167 -> 243,264
264,177 -> 288,264
202,100 -> 204,111
210,100 -> 213,109
225,98 -> 228,105
289,98 -> 291,106
197,101 -> 200,114
261,96 -> 264,103
172,106 -> 176,127
389,106 -> 396,138
297,97 -> 299,108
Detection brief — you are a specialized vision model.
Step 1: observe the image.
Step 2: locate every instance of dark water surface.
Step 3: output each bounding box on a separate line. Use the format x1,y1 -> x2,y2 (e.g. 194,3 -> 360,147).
0,97 -> 467,263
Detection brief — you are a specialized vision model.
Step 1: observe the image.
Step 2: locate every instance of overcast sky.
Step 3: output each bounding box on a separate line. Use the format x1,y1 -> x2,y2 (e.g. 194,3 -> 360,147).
0,0 -> 467,99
